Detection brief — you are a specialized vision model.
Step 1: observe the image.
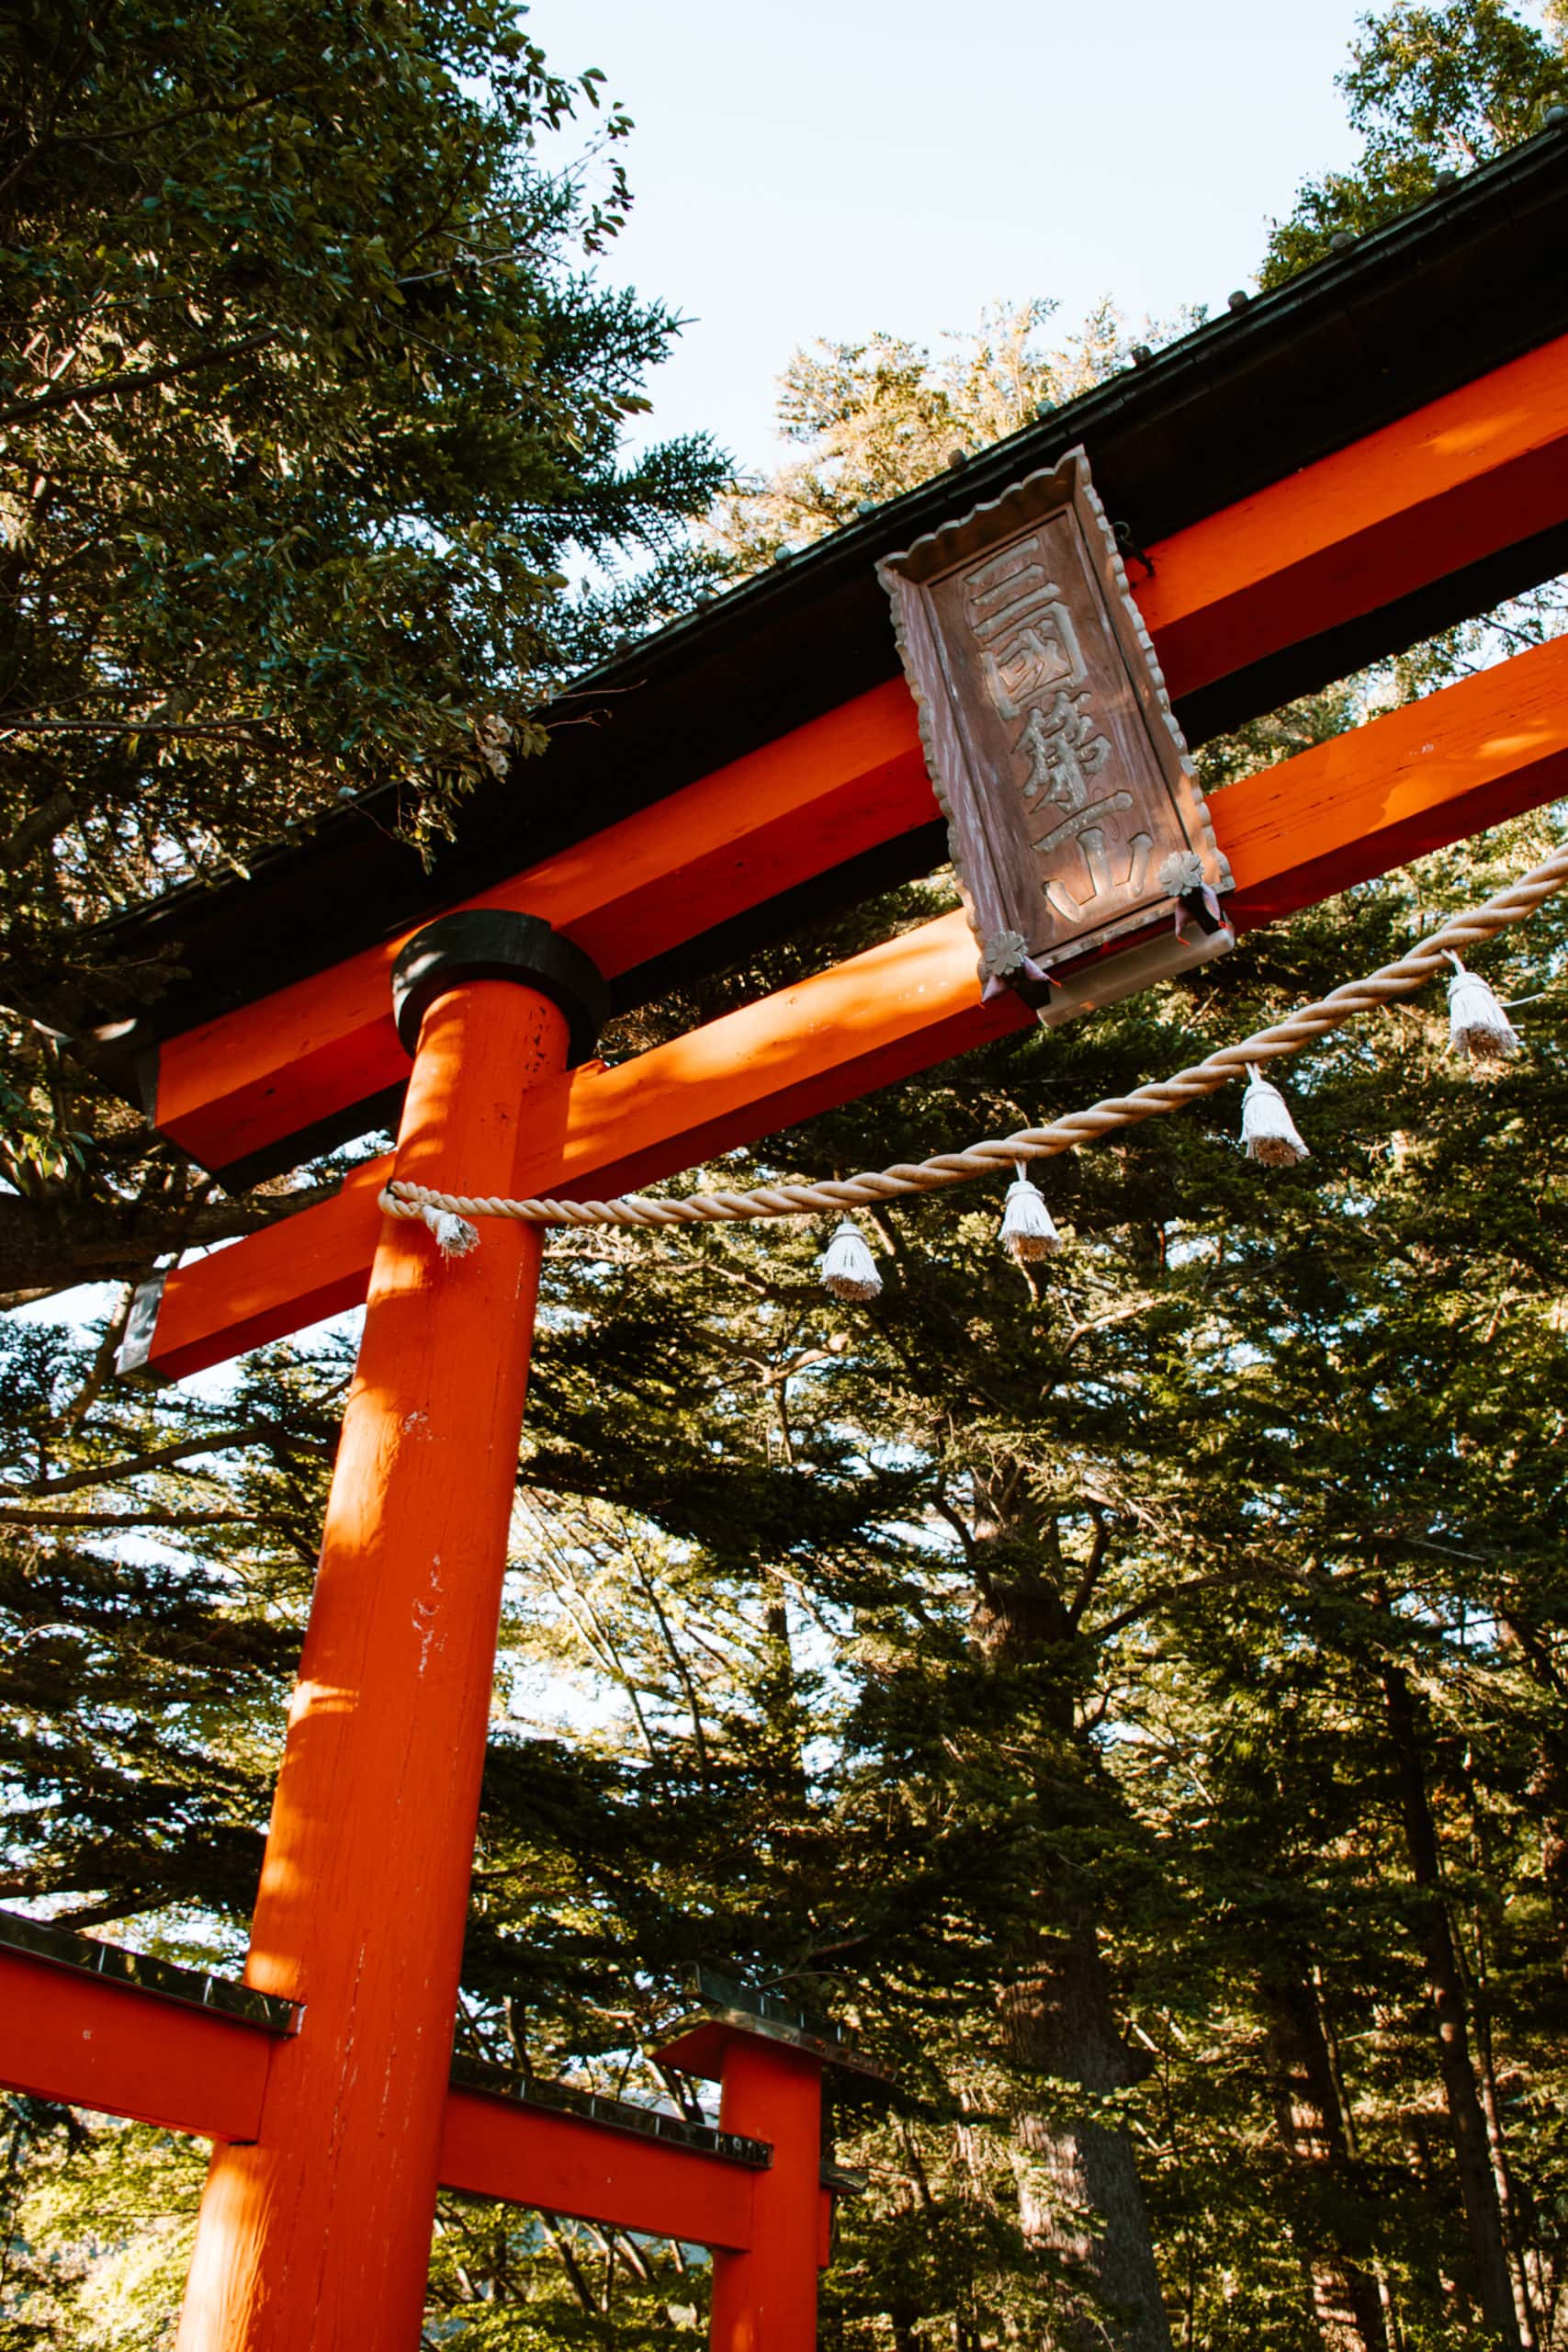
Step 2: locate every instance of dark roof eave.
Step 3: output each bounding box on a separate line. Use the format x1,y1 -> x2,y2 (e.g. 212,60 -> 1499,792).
62,124 -> 1568,1051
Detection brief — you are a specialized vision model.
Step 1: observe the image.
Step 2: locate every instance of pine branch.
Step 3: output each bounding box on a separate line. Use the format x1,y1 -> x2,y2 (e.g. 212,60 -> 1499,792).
0,791 -> 73,871
10,1419 -> 328,1497
0,1504 -> 285,1529
0,330 -> 276,428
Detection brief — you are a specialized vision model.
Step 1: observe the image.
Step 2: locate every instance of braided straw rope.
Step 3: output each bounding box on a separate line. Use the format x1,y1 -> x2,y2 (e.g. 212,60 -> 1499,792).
380,836 -> 1568,1234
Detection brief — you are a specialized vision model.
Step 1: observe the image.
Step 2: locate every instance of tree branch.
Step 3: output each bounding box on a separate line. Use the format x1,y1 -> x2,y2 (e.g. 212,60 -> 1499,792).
1090,1565 -> 1258,1645
0,791 -> 73,871
0,330 -> 276,429
1066,1504 -> 1116,1629
11,1419 -> 328,1498
1063,1295 -> 1159,1352
0,1505 -> 283,1530
0,719 -> 265,742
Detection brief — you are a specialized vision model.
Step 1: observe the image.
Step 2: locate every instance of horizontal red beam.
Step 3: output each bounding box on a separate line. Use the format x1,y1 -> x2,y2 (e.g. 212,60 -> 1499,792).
1139,330 -> 1568,699
145,332 -> 1568,1180
136,920 -> 1028,1380
153,684 -> 935,1175
440,2085 -> 757,2250
0,1946 -> 276,2141
132,629 -> 1568,1384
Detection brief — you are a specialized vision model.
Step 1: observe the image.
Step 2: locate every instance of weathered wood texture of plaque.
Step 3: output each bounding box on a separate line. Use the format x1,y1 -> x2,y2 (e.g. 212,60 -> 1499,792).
879,449 -> 1233,996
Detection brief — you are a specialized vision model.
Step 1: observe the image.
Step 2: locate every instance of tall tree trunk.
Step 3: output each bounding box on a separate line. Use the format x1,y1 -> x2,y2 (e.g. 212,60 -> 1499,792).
1466,1891 -> 1538,2347
966,1490 -> 1171,2352
1404,2111 -> 1466,2312
1495,1617 -> 1568,1980
1002,1923 -> 1172,2352
757,1576 -> 807,1802
1261,1960 -> 1389,2352
1320,1997 -> 1404,2352
1525,1736 -> 1568,1983
1381,1663 -> 1522,2348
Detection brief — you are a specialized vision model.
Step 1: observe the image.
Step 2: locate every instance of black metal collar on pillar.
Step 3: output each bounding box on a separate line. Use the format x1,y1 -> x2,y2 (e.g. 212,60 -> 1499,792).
390,911 -> 610,1066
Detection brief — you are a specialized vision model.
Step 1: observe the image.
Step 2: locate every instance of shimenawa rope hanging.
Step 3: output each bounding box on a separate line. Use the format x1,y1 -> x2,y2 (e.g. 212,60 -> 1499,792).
380,835 -> 1568,1261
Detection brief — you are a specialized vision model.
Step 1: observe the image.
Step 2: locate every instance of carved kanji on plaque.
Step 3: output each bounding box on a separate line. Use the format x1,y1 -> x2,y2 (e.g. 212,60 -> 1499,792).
879,449 -> 1233,1003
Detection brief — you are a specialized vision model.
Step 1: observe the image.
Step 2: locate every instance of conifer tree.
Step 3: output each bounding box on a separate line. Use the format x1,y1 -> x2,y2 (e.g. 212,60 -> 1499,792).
0,0 -> 727,1304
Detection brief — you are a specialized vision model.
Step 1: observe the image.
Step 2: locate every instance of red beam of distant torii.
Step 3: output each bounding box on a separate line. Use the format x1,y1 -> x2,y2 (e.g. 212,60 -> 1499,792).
13,164 -> 1568,2352
0,1911 -> 848,2296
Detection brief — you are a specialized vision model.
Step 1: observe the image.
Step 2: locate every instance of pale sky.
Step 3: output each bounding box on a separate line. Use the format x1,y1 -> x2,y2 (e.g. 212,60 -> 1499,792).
532,0 -> 1373,471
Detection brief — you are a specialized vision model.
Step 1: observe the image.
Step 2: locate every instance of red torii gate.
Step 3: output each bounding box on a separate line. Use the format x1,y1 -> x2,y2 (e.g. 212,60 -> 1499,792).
7,124 -> 1568,2351
1,1906 -> 858,2328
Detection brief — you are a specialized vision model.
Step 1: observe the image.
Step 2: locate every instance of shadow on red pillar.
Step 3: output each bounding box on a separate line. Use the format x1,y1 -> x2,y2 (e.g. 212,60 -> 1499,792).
709,2034 -> 824,2352
175,977 -> 570,2352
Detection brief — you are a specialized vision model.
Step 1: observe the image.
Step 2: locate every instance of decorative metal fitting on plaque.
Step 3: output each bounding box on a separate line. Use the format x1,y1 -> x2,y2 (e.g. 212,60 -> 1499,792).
878,449 -> 1233,1008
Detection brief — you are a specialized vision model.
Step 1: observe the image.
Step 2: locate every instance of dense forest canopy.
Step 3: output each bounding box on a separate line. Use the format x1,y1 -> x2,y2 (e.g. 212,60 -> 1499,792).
4,3 -> 1568,2347
0,0 -> 726,1308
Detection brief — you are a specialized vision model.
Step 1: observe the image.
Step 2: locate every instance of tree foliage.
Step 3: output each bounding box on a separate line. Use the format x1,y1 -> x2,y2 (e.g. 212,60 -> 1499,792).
1259,0 -> 1567,284
0,0 -> 726,1302
710,297 -> 1175,572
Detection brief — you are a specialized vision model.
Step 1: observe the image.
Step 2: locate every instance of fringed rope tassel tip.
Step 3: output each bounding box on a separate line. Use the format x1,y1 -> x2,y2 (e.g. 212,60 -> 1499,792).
820,1218 -> 882,1302
999,1165 -> 1061,1262
1240,1064 -> 1310,1167
422,1203 -> 480,1259
1445,952 -> 1519,1065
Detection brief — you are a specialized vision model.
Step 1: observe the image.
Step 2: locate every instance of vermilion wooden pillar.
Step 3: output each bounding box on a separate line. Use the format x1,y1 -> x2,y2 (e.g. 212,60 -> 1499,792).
175,917 -> 599,2352
708,2034 -> 824,2352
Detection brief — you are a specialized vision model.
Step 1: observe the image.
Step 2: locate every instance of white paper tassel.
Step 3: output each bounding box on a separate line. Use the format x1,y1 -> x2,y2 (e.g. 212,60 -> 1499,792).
1445,953 -> 1519,1065
421,1203 -> 480,1258
820,1218 -> 882,1302
1240,1063 -> 1310,1166
999,1166 -> 1061,1262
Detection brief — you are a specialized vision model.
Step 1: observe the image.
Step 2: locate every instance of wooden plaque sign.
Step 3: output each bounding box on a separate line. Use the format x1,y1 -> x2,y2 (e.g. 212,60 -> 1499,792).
879,449 -> 1233,999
